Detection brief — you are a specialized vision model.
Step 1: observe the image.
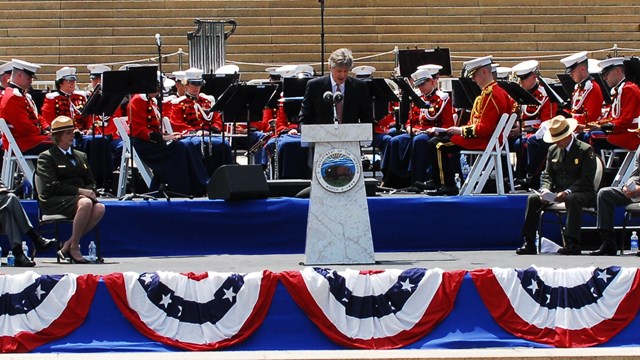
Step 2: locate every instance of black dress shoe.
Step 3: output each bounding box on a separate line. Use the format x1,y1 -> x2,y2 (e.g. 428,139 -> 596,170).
516,242 -> 537,255
33,236 -> 56,253
557,246 -> 581,255
427,185 -> 459,196
588,243 -> 618,256
13,247 -> 35,267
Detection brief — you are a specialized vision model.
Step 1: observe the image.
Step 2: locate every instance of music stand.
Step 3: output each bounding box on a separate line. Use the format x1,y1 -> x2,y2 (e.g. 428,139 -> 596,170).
364,78 -> 399,178
201,73 -> 240,99
497,81 -> 540,106
281,77 -> 311,121
591,72 -> 612,104
397,48 -> 452,77
102,67 -> 163,200
624,57 -> 640,85
213,83 -> 278,159
28,89 -> 46,113
537,75 -> 566,105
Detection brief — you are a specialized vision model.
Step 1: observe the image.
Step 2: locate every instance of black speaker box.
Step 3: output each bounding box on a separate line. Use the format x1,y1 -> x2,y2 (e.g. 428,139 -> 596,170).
207,165 -> 269,201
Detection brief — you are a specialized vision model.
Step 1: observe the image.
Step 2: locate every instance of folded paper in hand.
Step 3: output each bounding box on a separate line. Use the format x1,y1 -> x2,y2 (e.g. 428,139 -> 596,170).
533,189 -> 557,204
625,179 -> 640,202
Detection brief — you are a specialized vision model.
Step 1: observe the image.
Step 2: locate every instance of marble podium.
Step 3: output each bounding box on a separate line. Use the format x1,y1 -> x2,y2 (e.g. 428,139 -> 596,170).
301,123 -> 375,265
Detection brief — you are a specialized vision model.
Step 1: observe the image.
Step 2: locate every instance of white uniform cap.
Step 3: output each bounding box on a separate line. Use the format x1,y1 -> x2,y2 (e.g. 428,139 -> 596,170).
296,64 -> 314,77
12,59 -> 40,77
411,68 -> 432,86
87,64 -> 110,78
172,70 -> 187,83
265,66 -> 279,76
496,66 -> 512,79
185,67 -> 204,84
214,64 -> 239,74
352,65 -> 376,77
597,57 -> 625,73
511,60 -> 539,78
163,78 -> 176,91
118,63 -> 141,71
274,65 -> 298,78
417,64 -> 443,77
56,66 -> 77,81
463,55 -> 493,76
587,58 -> 602,74
560,51 -> 588,70
0,61 -> 13,74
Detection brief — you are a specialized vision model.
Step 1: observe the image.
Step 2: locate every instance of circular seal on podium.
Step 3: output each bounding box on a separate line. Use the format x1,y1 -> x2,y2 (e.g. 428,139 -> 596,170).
315,148 -> 361,193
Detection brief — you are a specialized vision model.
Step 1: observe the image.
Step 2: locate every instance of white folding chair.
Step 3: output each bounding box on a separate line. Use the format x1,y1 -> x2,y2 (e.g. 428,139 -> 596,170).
0,118 -> 39,189
162,117 -> 173,133
610,147 -> 637,187
459,113 -> 517,195
113,117 -> 153,197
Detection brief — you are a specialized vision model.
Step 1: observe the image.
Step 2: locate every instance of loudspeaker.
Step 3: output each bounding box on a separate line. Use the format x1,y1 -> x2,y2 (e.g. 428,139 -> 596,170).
207,165 -> 269,201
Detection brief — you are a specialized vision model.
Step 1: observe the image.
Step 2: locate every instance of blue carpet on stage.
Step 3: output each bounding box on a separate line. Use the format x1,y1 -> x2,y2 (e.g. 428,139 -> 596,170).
19,195 -> 533,257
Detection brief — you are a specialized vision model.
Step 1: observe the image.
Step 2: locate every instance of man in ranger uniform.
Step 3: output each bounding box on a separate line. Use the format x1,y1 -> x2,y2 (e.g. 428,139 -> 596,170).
0,59 -> 51,155
426,55 -> 512,195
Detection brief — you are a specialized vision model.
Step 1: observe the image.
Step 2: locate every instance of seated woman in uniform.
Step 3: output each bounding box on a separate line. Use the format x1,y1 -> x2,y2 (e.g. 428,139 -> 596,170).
36,116 -> 105,264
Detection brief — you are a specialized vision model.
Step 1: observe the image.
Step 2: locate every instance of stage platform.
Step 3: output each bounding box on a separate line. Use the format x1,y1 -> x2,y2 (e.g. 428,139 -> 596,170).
2,194 -> 639,354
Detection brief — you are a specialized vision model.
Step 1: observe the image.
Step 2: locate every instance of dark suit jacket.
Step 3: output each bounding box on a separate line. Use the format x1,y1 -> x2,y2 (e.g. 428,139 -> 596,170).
540,138 -> 597,194
36,146 -> 96,215
298,75 -> 373,125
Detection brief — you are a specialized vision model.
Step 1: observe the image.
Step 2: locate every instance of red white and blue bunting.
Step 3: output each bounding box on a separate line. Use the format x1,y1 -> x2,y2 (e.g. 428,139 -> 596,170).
103,270 -> 277,351
280,267 -> 465,349
0,271 -> 98,353
471,266 -> 640,347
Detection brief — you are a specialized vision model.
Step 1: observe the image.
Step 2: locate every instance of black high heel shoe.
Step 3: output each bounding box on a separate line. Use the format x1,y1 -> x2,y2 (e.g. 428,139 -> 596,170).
56,249 -> 69,263
68,251 -> 89,264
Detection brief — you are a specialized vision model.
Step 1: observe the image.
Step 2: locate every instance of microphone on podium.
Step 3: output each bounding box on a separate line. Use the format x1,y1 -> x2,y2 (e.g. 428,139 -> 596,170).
155,33 -> 162,47
323,91 -> 334,103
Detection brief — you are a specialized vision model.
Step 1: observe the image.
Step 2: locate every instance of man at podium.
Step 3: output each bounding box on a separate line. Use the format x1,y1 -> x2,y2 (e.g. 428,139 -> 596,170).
299,48 -> 373,125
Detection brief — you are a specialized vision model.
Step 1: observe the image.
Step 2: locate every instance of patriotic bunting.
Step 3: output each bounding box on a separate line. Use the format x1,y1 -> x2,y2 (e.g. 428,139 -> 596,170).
0,271 -> 98,353
280,267 -> 465,349
471,266 -> 640,347
103,270 -> 277,351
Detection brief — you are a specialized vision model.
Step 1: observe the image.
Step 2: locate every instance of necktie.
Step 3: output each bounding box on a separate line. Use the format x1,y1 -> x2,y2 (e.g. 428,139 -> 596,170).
335,84 -> 343,123
65,152 -> 76,165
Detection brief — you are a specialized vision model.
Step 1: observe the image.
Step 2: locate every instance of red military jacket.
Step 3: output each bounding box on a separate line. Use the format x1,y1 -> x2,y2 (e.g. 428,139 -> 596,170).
129,94 -> 161,142
521,83 -> 558,128
452,81 -> 512,150
601,80 -> 640,150
169,93 -> 222,133
273,101 -> 298,135
41,90 -> 88,129
0,84 -> 50,151
407,90 -> 454,131
571,77 -> 603,125
374,102 -> 397,134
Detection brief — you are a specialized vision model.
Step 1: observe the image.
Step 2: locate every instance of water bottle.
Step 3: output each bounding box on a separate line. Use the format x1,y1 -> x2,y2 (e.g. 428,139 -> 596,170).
535,231 -> 540,250
0,245 -> 3,267
7,251 -> 15,267
23,180 -> 32,199
454,173 -> 462,189
631,231 -> 638,254
88,241 -> 97,263
460,155 -> 471,180
21,241 -> 29,260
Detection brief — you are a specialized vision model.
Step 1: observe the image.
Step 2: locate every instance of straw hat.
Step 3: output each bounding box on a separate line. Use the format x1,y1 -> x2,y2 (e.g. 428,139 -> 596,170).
543,115 -> 578,143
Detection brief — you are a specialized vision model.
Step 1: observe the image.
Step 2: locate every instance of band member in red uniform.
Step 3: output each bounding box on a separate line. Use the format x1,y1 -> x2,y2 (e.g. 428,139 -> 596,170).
427,55 -> 512,195
0,61 -> 12,91
0,59 -> 52,155
129,91 -> 207,196
382,67 -> 454,187
511,60 -> 559,188
41,67 -> 114,191
560,51 -> 604,130
169,67 -> 232,176
589,57 -> 640,153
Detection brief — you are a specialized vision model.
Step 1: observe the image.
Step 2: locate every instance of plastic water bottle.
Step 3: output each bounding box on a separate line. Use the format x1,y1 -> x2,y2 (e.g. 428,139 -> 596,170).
0,245 -> 3,267
7,251 -> 15,267
460,156 -> 471,181
454,173 -> 462,189
21,241 -> 29,260
535,231 -> 540,250
631,231 -> 639,254
88,241 -> 97,263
